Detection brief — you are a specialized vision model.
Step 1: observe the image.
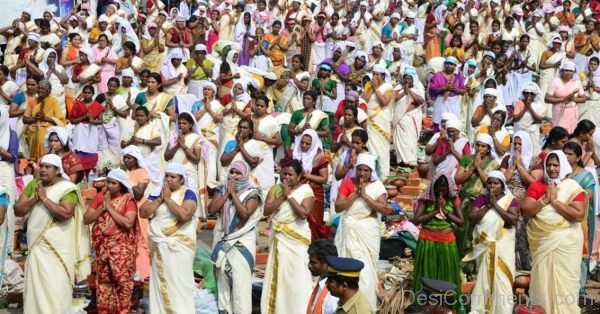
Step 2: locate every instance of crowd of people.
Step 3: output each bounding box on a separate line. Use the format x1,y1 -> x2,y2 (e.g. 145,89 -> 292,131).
2,0 -> 600,313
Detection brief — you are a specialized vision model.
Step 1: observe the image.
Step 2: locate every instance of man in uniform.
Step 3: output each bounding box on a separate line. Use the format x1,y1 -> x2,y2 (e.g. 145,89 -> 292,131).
324,256 -> 374,314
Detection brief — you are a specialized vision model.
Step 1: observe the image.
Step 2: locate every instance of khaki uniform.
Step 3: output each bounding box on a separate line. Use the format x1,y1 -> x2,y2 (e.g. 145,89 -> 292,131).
335,291 -> 374,314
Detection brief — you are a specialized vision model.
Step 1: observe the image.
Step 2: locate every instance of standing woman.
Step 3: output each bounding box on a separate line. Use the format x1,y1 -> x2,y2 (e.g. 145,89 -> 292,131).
563,142 -> 597,296
160,50 -> 188,96
393,66 -> 426,168
539,35 -> 565,116
464,171 -> 519,313
545,60 -> 586,133
500,131 -> 539,273
141,23 -> 166,73
513,82 -> 546,153
251,94 -> 280,194
133,72 -> 176,122
45,127 -> 84,183
331,129 -> 372,208
140,163 -> 197,314
164,112 -> 206,215
293,130 -> 329,240
235,12 -> 256,66
521,151 -> 586,313
29,49 -> 68,111
84,169 -> 138,314
569,119 -> 600,168
120,145 -> 151,280
425,4 -> 446,62
120,107 -> 163,187
0,107 -> 17,280
412,173 -> 463,292
71,47 -> 101,100
218,50 -> 241,98
454,133 -> 500,266
61,33 -> 83,114
220,80 -> 253,160
197,81 -> 223,188
69,85 -> 104,173
93,34 -> 118,94
334,154 -> 388,309
288,90 -> 330,143
23,80 -> 66,161
363,64 -> 394,177
261,159 -> 314,314
10,76 -> 40,157
209,161 -> 262,314
95,78 -> 130,172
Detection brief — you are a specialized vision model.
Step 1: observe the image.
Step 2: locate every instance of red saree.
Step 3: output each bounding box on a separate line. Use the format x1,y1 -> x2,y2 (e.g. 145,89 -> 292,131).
307,153 -> 330,241
89,192 -> 138,314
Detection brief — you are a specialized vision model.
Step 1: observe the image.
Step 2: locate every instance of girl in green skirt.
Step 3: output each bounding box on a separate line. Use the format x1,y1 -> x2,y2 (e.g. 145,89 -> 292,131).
412,173 -> 464,293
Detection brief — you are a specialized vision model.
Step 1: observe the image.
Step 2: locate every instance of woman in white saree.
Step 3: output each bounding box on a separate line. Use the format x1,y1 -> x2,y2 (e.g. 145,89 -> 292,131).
219,79 -> 253,161
261,159 -> 314,314
160,50 -> 189,96
196,81 -> 224,188
513,82 -> 546,153
209,160 -> 262,314
539,35 -> 565,117
140,163 -> 198,314
521,151 -> 586,313
334,154 -> 388,309
581,57 -> 600,127
463,171 -> 519,314
14,154 -> 90,313
164,111 -> 209,217
363,64 -> 394,177
393,66 -> 425,167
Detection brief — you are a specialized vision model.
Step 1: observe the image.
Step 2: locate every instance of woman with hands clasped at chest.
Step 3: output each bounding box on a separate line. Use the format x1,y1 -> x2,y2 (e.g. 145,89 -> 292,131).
520,151 -> 586,313
334,154 -> 388,309
261,159 -> 314,314
463,171 -> 519,314
139,163 -> 197,314
412,173 -> 463,293
209,160 -> 262,314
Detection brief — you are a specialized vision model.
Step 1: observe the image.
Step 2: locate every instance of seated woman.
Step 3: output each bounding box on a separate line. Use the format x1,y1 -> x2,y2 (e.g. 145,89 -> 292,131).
412,173 -> 463,293
208,160 -> 262,314
45,126 -> 84,183
334,154 -> 389,309
521,151 -> 586,313
83,168 -> 137,313
293,130 -> 329,240
463,171 -> 519,313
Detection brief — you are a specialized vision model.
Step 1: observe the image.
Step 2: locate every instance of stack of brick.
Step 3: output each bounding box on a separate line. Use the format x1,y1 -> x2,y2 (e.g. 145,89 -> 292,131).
393,171 -> 421,212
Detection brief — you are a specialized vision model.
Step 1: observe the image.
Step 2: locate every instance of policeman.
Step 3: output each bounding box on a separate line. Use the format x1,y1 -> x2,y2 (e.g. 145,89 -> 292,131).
323,256 -> 374,314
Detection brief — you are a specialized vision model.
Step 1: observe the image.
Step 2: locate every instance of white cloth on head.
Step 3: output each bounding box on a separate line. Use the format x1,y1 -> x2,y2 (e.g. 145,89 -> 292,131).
510,131 -> 534,171
79,46 -> 96,64
292,129 -> 322,173
121,68 -> 135,78
355,154 -> 378,181
39,154 -> 69,180
475,133 -> 499,162
27,33 -> 40,43
230,79 -> 252,104
544,150 -> 572,184
487,170 -> 509,194
483,88 -> 498,97
446,118 -> 462,132
441,112 -> 458,122
44,126 -> 70,151
121,145 -> 149,173
107,168 -> 133,194
162,50 -> 184,79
